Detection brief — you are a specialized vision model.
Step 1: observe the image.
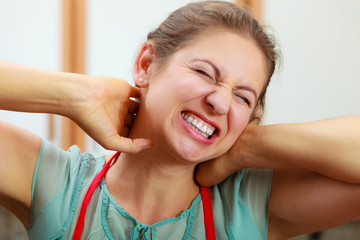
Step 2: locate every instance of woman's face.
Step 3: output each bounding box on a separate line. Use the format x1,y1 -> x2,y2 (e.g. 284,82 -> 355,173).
138,30 -> 267,163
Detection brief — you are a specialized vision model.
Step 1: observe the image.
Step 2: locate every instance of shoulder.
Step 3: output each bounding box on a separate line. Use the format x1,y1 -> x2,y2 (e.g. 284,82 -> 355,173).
216,168 -> 273,199
0,121 -> 42,228
29,140 -> 105,239
33,140 -> 106,200
36,140 -> 105,179
212,169 -> 273,240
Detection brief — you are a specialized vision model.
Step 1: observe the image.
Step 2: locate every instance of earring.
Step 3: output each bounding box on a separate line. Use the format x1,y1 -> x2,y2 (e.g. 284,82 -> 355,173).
139,78 -> 143,83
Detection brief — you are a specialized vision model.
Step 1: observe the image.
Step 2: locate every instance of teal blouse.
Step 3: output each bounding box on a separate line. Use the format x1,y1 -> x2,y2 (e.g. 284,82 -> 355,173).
27,140 -> 273,240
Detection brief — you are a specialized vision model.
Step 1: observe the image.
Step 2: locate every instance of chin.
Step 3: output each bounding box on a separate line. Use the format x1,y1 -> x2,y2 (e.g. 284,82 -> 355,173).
180,152 -> 206,163
172,141 -> 214,163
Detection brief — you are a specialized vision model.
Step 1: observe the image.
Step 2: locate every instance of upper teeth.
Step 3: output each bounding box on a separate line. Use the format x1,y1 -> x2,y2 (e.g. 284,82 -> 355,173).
181,112 -> 215,138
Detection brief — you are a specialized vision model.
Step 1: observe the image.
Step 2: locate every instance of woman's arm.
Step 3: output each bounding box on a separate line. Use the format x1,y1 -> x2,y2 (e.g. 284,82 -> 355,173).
197,115 -> 360,238
0,60 -> 151,152
0,60 -> 82,114
268,168 -> 360,239
197,115 -> 360,185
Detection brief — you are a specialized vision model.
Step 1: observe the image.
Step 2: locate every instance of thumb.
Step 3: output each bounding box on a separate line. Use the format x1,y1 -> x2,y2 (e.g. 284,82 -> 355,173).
106,135 -> 152,153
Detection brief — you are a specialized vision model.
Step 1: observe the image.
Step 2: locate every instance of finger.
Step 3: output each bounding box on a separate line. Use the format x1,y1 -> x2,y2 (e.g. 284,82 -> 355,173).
128,100 -> 139,114
129,85 -> 141,98
106,135 -> 152,153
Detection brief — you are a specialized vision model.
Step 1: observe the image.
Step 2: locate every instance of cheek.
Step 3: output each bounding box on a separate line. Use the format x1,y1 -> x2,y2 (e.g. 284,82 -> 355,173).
228,107 -> 251,139
176,74 -> 213,98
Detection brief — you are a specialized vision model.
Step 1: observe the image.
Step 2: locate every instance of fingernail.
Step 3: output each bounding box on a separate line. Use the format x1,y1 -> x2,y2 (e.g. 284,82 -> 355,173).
134,139 -> 152,149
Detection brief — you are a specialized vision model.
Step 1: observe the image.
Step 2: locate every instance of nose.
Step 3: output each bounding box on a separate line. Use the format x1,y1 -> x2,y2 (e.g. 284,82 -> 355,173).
205,85 -> 232,115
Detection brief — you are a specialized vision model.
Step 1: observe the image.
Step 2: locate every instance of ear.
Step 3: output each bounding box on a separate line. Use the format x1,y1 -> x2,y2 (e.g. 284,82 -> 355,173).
134,42 -> 156,87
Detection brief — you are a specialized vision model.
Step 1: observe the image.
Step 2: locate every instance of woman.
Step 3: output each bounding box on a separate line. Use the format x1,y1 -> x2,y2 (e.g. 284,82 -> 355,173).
1,1 -> 360,239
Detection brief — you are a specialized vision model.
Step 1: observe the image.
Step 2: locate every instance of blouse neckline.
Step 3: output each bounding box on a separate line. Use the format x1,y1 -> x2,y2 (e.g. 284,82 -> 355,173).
100,179 -> 202,228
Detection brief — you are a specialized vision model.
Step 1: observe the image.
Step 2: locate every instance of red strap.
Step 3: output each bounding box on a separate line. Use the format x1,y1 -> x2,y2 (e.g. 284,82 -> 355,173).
201,186 -> 216,240
72,151 -> 120,240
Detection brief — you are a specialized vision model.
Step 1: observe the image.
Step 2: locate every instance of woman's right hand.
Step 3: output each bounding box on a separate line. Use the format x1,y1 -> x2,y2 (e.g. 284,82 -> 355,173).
0,61 -> 151,153
68,76 -> 152,153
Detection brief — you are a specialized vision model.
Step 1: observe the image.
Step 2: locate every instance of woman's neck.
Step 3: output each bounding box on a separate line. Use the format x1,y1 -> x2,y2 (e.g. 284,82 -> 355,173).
104,106 -> 202,224
105,145 -> 200,225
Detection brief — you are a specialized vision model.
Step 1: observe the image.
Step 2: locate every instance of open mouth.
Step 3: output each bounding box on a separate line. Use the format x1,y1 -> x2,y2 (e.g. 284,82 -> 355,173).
181,111 -> 218,139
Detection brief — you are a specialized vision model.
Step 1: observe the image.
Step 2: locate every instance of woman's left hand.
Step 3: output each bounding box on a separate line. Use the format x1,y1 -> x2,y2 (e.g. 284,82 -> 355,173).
196,156 -> 234,187
196,130 -> 249,186
196,124 -> 258,186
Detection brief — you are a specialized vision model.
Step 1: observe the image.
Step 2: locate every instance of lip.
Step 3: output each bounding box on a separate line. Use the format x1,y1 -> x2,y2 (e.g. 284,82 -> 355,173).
179,110 -> 221,145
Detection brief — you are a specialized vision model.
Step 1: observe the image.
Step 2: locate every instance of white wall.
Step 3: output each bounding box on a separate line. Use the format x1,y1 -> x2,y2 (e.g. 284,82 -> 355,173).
87,0 -> 209,82
2,0 -> 358,141
264,0 -> 360,124
0,0 -> 61,139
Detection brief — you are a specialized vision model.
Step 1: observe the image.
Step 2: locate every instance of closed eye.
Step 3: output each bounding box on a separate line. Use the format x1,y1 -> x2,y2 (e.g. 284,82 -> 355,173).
195,69 -> 216,82
233,92 -> 251,106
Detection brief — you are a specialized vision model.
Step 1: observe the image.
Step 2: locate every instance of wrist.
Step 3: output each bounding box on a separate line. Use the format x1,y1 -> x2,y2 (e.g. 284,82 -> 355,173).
57,72 -> 91,118
230,124 -> 265,169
